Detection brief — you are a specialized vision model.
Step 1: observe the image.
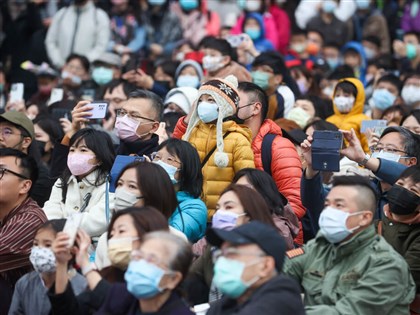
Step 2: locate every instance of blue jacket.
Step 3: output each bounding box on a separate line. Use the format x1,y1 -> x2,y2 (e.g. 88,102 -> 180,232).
243,13 -> 274,53
170,191 -> 207,243
342,41 -> 367,85
301,159 -> 407,237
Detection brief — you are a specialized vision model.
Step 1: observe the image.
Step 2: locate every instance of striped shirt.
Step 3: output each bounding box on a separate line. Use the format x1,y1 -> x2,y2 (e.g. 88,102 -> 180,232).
0,198 -> 47,287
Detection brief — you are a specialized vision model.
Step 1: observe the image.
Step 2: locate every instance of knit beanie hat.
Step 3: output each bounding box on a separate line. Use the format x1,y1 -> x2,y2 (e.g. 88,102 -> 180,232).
184,75 -> 239,168
175,60 -> 204,82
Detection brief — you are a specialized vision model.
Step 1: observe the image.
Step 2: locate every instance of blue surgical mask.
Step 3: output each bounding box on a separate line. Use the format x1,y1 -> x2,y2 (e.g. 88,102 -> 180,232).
125,259 -> 166,299
92,67 -> 114,86
372,88 -> 396,110
179,0 -> 198,11
251,71 -> 270,90
372,150 -> 401,162
176,75 -> 200,88
153,160 -> 179,184
363,46 -> 376,60
356,0 -> 370,9
322,0 -> 337,13
326,58 -> 340,70
197,101 -> 219,123
406,43 -> 418,60
213,256 -> 259,298
245,28 -> 261,40
148,0 -> 165,6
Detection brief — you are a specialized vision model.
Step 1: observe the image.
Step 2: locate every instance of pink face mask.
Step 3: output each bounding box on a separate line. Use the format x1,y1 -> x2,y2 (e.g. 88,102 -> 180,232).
67,152 -> 97,176
115,115 -> 141,142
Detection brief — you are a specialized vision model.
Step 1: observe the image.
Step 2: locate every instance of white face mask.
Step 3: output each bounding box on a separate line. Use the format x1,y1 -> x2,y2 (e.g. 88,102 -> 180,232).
318,206 -> 364,243
245,0 -> 261,11
114,187 -> 142,211
153,160 -> 179,184
334,96 -> 355,113
286,107 -> 311,128
30,247 -> 56,273
401,85 -> 420,106
197,101 -> 219,123
202,55 -> 223,72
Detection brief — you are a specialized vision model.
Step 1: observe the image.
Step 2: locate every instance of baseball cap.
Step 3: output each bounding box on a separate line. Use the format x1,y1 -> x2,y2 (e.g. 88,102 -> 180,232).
207,221 -> 286,272
0,111 -> 35,139
94,52 -> 122,68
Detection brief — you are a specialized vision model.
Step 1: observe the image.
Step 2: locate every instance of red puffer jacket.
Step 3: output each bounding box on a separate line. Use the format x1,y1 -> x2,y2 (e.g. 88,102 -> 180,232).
253,120 -> 306,245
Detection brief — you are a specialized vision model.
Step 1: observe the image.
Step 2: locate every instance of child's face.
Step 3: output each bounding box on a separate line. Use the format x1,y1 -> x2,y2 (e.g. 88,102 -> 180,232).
344,51 -> 361,68
33,228 -> 56,249
198,94 -> 216,104
334,87 -> 353,98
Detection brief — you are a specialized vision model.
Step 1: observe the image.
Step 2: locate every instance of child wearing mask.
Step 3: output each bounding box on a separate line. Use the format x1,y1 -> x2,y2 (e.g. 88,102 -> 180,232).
8,219 -> 87,315
173,75 -> 255,220
326,77 -> 370,152
241,13 -> 274,53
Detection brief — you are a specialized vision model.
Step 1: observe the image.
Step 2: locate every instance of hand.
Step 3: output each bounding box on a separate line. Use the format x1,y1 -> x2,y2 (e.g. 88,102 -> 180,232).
340,129 -> 366,163
52,232 -> 73,266
74,229 -> 91,269
122,69 -> 154,89
6,99 -> 25,112
300,135 -> 313,167
365,128 -> 379,151
59,118 -> 72,134
238,33 -> 260,57
69,101 -> 92,137
150,43 -> 163,56
393,40 -> 406,57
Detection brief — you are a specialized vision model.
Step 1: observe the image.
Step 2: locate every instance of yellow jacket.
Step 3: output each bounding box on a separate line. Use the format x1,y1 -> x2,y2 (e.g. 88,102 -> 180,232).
326,78 -> 370,152
186,120 -> 255,220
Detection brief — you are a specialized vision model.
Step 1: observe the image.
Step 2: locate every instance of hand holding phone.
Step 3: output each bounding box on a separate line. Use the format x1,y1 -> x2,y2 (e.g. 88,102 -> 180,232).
10,83 -> 24,102
86,101 -> 108,119
63,213 -> 83,248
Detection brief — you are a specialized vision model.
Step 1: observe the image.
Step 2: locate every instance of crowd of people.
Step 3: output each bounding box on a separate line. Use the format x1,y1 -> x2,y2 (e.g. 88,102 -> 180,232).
1,0 -> 420,314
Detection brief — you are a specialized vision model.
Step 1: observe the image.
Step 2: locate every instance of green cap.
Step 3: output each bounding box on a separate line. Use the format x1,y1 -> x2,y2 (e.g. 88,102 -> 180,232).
0,111 -> 35,139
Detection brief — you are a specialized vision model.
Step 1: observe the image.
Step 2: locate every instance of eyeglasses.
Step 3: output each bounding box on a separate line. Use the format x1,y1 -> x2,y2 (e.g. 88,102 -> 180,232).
130,249 -> 173,270
369,145 -> 407,155
0,128 -> 23,139
151,152 -> 181,165
212,247 -> 266,263
0,168 -> 29,180
116,109 -> 156,123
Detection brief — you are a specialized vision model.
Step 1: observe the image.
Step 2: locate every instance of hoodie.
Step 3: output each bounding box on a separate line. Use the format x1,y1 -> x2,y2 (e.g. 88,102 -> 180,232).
342,41 -> 367,85
242,13 -> 275,53
326,77 -> 370,152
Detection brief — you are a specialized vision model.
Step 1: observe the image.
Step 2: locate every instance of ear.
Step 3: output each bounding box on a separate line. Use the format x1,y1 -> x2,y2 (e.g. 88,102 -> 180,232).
407,157 -> 417,166
360,211 -> 373,226
273,74 -> 283,85
253,102 -> 262,116
258,256 -> 276,278
21,137 -> 32,151
161,271 -> 183,290
150,121 -> 160,134
19,179 -> 32,195
222,55 -> 231,66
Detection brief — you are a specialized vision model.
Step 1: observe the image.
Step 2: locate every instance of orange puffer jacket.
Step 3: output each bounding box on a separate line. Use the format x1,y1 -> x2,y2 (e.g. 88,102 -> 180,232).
252,119 -> 306,245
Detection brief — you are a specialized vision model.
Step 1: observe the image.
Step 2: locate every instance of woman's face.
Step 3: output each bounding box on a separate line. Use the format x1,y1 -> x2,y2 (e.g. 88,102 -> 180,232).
152,147 -> 181,181
34,124 -> 53,153
402,115 -> 420,134
235,175 -> 253,189
63,58 -> 89,80
69,139 -> 99,165
117,168 -> 144,206
294,99 -> 316,118
216,190 -> 249,226
33,228 -> 56,249
110,214 -> 141,247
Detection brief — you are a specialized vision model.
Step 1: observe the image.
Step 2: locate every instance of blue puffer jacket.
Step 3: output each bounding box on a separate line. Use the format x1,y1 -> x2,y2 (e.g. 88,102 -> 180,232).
169,191 -> 207,243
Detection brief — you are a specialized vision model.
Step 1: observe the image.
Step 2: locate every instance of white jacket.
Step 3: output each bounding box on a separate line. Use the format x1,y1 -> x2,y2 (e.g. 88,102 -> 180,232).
43,171 -> 114,238
45,1 -> 110,68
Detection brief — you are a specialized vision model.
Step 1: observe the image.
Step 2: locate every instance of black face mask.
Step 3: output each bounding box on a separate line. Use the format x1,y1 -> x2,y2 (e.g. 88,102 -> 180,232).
387,185 -> 420,215
154,80 -> 171,91
36,140 -> 47,156
232,103 -> 255,124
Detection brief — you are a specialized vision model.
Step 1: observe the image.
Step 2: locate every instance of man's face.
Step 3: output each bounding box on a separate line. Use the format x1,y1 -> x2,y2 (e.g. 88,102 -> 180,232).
375,132 -> 417,166
403,34 -> 420,46
0,156 -> 31,204
0,122 -> 31,152
104,84 -> 128,112
376,81 -> 399,98
63,58 -> 89,81
120,98 -> 159,139
252,64 -> 282,91
322,47 -> 340,60
237,90 -> 260,125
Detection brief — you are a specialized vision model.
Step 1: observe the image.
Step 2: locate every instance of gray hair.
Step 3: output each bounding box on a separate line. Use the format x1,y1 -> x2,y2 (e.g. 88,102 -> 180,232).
128,89 -> 163,122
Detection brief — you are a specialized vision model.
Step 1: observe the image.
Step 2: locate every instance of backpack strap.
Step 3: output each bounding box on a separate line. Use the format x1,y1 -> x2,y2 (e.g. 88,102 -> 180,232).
201,132 -> 231,168
261,133 -> 276,176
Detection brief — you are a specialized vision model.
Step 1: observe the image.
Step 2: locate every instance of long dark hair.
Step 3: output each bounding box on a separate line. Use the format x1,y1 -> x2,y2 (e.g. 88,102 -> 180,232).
116,161 -> 178,219
157,138 -> 203,198
60,128 -> 115,202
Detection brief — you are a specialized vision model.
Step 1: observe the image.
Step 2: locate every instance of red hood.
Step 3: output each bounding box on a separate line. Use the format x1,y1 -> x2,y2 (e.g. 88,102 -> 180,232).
254,119 -> 283,143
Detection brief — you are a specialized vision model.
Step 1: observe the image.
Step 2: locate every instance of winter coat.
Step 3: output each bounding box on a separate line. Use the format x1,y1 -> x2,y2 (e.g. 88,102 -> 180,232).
326,77 -> 370,152
284,225 -> 416,314
170,191 -> 208,243
340,42 -> 367,85
252,119 -> 305,245
43,170 -> 114,238
45,1 -> 110,68
173,119 -> 255,219
268,5 -> 290,54
241,13 -> 274,53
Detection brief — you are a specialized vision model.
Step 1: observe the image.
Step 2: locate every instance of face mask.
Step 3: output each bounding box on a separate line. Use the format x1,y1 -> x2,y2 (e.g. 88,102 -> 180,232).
148,0 -> 165,6
406,43 -> 418,60
286,107 -> 311,128
115,115 -> 142,142
387,185 -> 420,215
401,85 -> 420,105
363,46 -> 376,60
291,43 -> 307,54
212,210 -> 245,230
197,101 -> 219,123
371,150 -> 401,162
213,256 -> 260,298
296,79 -> 308,94
322,0 -> 337,13
108,237 -> 138,269
251,71 -> 270,90
334,96 -> 355,113
372,89 -> 396,110
39,85 -> 52,95
176,75 -> 200,88
92,67 -> 114,86
30,247 -> 56,273
61,71 -> 82,85
326,58 -> 340,70
155,80 -> 171,91
67,152 -> 97,176
323,86 -> 334,97
245,28 -> 261,40
153,160 -> 179,184
202,56 -> 223,72
36,140 -> 47,156
175,52 -> 185,62
114,187 -> 142,211
179,0 -> 198,11
356,0 -> 370,9
318,206 -> 363,243
125,259 -> 168,299
245,0 -> 261,11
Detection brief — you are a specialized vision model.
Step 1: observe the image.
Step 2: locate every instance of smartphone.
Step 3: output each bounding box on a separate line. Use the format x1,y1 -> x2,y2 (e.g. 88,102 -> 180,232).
63,213 -> 83,247
311,131 -> 343,172
52,108 -> 72,122
361,120 -> 387,133
86,101 -> 108,119
49,88 -> 64,106
226,34 -> 246,48
10,83 -> 24,102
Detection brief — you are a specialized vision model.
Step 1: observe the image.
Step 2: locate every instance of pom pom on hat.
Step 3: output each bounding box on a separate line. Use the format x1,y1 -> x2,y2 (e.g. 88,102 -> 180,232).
214,151 -> 229,168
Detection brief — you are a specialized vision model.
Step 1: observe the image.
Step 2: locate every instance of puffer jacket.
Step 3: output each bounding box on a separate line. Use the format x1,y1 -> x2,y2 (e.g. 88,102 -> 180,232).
173,119 -> 255,220
326,77 -> 370,152
252,119 -> 305,245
